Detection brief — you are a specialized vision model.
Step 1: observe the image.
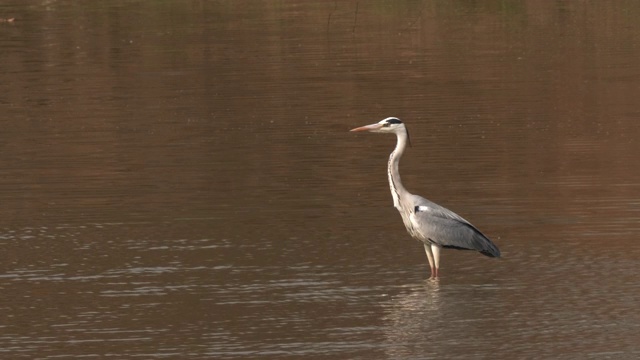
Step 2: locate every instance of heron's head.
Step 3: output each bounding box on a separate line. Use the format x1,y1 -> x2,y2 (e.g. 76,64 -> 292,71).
350,117 -> 411,146
350,117 -> 405,134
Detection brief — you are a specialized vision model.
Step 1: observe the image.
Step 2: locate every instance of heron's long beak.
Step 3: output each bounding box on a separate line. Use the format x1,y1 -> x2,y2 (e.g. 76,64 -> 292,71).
350,124 -> 382,132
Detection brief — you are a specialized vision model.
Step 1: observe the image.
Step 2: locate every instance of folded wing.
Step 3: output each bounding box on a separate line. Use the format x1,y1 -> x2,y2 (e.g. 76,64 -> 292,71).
412,200 -> 501,258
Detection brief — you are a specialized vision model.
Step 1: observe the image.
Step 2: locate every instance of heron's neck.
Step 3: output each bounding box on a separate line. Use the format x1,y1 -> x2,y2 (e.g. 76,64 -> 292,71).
388,129 -> 409,209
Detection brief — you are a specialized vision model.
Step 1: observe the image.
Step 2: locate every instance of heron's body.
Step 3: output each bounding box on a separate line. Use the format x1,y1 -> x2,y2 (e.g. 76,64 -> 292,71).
351,117 -> 500,278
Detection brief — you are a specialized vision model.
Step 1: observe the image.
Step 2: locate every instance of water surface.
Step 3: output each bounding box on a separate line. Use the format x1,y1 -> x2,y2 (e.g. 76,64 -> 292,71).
1,1 -> 640,358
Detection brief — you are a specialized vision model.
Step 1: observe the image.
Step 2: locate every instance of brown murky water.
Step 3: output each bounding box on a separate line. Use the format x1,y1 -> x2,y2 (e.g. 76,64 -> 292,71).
2,1 -> 640,358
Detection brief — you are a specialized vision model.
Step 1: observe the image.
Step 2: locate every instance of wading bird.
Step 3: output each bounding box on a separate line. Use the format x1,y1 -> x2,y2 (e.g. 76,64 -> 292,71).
350,117 -> 500,278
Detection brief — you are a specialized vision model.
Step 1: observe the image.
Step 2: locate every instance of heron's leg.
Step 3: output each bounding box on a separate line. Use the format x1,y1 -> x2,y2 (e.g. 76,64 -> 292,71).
423,243 -> 435,277
431,244 -> 441,278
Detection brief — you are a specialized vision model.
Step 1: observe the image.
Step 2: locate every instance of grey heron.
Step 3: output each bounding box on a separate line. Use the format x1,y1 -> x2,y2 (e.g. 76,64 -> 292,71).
351,117 -> 500,278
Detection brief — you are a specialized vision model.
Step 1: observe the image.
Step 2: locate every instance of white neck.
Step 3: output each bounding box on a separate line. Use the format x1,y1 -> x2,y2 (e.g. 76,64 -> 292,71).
387,128 -> 409,209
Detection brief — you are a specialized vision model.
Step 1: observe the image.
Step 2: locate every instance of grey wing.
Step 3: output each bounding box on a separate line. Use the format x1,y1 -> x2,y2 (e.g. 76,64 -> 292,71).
411,196 -> 501,258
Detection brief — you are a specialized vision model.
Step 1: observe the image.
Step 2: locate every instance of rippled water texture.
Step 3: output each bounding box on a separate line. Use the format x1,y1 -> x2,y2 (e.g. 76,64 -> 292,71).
1,1 -> 640,358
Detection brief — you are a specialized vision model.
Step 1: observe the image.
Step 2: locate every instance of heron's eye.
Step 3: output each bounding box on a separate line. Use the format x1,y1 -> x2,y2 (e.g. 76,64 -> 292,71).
382,123 -> 391,127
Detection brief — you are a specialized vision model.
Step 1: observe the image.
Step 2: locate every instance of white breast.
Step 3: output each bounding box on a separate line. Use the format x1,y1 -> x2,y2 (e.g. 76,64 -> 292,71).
408,212 -> 426,240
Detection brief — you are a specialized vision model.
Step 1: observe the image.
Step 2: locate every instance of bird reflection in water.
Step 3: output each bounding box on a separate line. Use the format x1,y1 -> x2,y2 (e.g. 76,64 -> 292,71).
382,279 -> 442,358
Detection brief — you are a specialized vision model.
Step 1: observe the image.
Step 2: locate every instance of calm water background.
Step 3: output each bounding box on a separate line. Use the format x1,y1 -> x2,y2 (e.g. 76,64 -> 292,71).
1,1 -> 640,358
